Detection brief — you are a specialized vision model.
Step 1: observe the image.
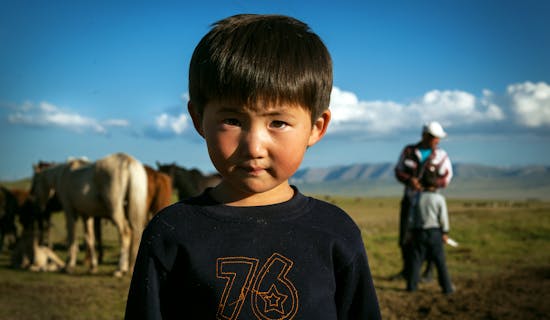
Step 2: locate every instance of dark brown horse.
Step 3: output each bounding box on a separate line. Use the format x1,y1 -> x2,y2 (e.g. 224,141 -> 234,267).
0,186 -> 18,251
156,162 -> 221,200
10,187 -> 62,248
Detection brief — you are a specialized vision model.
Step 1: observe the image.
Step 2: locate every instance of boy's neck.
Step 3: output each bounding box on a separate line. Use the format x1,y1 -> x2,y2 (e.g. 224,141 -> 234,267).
210,181 -> 295,207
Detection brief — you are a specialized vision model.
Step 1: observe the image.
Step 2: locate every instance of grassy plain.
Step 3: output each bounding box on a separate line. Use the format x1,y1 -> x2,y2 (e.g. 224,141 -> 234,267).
0,195 -> 549,319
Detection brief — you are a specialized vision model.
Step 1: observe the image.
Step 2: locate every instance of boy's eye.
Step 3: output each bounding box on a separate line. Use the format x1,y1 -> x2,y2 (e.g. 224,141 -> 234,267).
270,120 -> 288,129
223,118 -> 241,126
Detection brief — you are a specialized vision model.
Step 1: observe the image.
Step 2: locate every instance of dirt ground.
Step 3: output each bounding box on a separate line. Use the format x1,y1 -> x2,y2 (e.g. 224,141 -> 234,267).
0,253 -> 548,319
375,266 -> 550,319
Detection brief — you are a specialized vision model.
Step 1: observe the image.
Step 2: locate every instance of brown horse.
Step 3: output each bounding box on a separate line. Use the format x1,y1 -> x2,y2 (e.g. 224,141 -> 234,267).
144,165 -> 174,218
31,153 -> 148,276
156,162 -> 221,200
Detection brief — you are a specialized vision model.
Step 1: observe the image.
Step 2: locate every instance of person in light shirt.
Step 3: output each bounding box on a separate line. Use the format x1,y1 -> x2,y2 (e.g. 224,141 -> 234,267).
394,121 -> 453,282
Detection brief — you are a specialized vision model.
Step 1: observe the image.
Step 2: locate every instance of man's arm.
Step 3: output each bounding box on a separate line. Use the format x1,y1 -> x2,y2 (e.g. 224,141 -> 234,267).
395,146 -> 418,186
435,150 -> 453,188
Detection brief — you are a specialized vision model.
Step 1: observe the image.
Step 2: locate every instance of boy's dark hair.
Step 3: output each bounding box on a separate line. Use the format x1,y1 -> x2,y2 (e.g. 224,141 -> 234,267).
421,167 -> 438,189
188,14 -> 333,122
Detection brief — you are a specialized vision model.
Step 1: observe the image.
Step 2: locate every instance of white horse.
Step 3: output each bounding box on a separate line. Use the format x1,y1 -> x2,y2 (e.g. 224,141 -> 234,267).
31,153 -> 148,276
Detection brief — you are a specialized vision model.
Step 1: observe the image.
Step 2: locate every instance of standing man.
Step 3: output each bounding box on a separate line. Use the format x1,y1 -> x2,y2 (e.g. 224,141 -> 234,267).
394,121 -> 453,280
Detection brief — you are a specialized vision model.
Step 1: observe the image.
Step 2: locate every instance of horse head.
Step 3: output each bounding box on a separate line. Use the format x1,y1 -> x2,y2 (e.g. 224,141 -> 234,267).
157,162 -> 221,199
30,164 -> 62,212
156,162 -> 178,179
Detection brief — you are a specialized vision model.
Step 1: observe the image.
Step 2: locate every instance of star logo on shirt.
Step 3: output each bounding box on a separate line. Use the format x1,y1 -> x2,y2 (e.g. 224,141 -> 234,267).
258,284 -> 288,314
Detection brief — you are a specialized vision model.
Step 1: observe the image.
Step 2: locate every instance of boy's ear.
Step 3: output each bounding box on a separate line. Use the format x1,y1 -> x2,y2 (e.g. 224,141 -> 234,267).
308,109 -> 331,147
188,101 -> 204,138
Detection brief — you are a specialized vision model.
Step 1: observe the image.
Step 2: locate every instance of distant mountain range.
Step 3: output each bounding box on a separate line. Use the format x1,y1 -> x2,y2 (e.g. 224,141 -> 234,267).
2,163 -> 548,201
291,163 -> 550,200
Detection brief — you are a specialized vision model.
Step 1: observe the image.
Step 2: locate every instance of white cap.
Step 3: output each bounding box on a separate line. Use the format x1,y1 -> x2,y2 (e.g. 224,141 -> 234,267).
422,121 -> 447,138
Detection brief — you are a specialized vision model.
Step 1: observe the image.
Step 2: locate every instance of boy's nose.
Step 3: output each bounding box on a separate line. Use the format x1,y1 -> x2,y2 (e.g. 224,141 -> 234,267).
241,126 -> 269,158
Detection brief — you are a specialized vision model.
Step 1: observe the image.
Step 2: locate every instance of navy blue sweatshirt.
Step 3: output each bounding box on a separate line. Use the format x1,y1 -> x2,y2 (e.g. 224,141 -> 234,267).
125,188 -> 381,319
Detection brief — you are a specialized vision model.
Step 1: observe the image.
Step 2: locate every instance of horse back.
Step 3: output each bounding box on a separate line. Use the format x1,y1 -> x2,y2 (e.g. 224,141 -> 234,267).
95,153 -> 148,219
59,163 -> 105,214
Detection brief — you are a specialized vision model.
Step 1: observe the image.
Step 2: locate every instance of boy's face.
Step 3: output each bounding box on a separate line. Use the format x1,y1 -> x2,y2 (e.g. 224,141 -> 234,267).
190,101 -> 330,205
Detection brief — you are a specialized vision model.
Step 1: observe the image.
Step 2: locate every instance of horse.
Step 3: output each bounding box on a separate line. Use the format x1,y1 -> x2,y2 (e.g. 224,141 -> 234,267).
92,165 -> 173,263
144,165 -> 174,218
29,159 -> 107,263
156,162 -> 222,200
30,153 -> 148,276
10,186 -> 62,248
31,159 -> 91,247
10,215 -> 66,272
0,186 -> 18,251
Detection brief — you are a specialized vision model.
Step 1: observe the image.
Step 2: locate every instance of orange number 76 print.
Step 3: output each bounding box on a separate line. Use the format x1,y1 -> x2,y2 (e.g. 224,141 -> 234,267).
216,253 -> 299,320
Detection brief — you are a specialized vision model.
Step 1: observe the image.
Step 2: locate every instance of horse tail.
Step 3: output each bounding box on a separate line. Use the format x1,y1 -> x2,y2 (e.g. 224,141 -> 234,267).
124,155 -> 148,272
126,156 -> 148,231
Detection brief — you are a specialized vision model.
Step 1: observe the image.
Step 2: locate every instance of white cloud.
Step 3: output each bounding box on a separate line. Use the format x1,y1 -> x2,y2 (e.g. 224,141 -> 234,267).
103,119 -> 130,127
328,81 -> 550,137
6,81 -> 548,141
507,82 -> 550,127
329,87 -> 409,134
7,101 -> 128,134
142,111 -> 193,140
410,89 -> 505,124
154,113 -> 189,135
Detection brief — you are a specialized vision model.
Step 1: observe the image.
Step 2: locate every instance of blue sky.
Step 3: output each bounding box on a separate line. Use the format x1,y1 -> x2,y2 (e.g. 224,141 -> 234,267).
1,0 -> 549,181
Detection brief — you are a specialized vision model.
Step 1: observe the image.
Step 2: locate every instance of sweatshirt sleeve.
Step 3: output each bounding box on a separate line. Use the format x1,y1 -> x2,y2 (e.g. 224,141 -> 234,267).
125,218 -> 178,320
334,250 -> 381,320
124,239 -> 163,319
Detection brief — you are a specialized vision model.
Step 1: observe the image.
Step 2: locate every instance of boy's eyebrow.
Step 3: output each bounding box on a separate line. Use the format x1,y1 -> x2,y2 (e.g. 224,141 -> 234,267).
216,106 -> 300,117
215,106 -> 247,115
216,107 -> 241,113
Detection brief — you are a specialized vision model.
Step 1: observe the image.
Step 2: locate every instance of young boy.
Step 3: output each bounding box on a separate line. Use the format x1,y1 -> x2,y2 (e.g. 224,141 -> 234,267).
406,168 -> 454,294
125,14 -> 381,319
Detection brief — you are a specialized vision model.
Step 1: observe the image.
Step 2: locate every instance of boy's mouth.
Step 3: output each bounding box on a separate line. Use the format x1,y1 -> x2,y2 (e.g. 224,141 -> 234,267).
246,167 -> 265,175
238,164 -> 267,176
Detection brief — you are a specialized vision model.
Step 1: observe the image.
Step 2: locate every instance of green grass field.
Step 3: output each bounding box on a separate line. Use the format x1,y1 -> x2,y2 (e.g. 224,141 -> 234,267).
1,195 -> 549,319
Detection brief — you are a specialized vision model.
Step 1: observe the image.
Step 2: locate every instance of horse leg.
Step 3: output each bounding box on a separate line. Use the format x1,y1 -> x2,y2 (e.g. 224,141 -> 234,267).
43,210 -> 52,248
37,213 -> 49,247
44,246 -> 66,271
64,211 -> 78,273
94,217 -> 103,264
83,216 -> 98,274
111,211 -> 131,277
